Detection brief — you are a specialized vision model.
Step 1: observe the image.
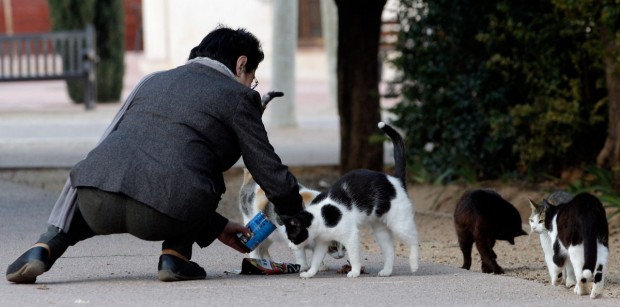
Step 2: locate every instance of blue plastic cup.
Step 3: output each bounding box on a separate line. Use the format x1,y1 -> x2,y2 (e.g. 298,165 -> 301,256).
237,211 -> 276,251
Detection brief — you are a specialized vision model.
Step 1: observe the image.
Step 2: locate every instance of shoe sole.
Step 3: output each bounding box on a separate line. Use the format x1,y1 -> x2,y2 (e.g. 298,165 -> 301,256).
6,260 -> 46,284
158,269 -> 206,282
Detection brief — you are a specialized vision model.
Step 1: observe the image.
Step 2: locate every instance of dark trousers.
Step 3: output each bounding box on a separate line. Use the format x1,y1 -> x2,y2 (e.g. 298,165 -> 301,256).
38,187 -> 210,262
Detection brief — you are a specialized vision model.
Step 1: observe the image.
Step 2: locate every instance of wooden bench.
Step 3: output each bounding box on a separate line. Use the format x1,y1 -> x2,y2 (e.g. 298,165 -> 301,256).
0,25 -> 97,110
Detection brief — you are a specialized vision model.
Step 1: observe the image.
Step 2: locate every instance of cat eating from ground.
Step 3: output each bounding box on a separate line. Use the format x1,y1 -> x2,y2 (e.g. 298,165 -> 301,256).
238,169 -> 345,271
281,122 -> 419,278
529,192 -> 609,299
453,189 -> 527,274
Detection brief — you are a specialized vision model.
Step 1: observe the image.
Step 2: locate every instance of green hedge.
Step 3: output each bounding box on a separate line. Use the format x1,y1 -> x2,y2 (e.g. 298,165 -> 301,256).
48,0 -> 125,103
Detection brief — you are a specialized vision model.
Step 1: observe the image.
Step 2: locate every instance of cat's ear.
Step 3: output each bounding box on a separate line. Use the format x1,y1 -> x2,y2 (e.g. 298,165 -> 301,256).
528,199 -> 539,211
300,191 -> 317,205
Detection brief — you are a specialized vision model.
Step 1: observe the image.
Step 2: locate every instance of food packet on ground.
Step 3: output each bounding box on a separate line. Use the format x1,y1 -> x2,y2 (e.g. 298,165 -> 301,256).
240,258 -> 301,275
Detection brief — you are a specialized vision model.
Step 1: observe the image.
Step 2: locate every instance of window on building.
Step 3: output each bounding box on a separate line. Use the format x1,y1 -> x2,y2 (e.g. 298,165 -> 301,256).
298,0 -> 322,47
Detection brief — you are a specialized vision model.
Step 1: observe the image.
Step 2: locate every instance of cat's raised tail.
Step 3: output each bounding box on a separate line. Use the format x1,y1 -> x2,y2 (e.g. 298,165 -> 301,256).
378,122 -> 407,187
261,91 -> 284,111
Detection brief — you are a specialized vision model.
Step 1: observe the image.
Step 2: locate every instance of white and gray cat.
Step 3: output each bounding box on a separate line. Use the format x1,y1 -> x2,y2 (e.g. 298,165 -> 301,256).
529,191 -> 609,298
238,169 -> 345,270
281,122 -> 419,278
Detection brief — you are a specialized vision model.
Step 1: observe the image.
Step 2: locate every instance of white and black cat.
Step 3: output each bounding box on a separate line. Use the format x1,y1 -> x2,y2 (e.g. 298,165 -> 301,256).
529,192 -> 609,298
238,169 -> 345,270
529,190 -> 576,288
281,122 -> 419,278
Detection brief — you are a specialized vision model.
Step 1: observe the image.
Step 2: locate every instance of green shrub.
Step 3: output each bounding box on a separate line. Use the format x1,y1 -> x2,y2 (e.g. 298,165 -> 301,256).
48,0 -> 95,103
390,0 -> 606,182
92,0 -> 125,102
566,166 -> 620,221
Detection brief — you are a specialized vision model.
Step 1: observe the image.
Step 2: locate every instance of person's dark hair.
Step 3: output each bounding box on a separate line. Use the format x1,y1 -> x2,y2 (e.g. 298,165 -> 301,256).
188,25 -> 264,74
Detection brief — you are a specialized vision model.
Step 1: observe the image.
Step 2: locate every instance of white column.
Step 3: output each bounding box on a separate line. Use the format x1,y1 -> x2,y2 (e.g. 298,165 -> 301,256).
320,0 -> 338,107
141,0 -> 172,72
2,0 -> 13,34
270,0 -> 298,127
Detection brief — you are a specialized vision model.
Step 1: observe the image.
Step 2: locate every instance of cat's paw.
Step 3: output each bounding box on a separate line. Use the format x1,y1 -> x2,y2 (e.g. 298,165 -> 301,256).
300,271 -> 316,279
575,283 -> 588,296
481,263 -> 493,274
565,280 -> 576,289
552,271 -> 564,286
347,270 -> 360,278
288,242 -> 299,250
493,266 -> 504,275
378,269 -> 392,277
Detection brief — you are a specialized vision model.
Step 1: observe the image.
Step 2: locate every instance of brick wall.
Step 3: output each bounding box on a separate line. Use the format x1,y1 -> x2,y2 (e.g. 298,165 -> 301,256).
0,0 -> 50,33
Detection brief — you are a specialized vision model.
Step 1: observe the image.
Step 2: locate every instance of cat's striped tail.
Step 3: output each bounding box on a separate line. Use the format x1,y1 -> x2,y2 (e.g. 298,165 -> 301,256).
378,122 -> 407,187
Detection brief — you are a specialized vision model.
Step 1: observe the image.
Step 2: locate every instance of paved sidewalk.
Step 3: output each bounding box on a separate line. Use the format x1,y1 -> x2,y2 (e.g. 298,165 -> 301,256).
0,52 -> 339,169
0,102 -> 340,168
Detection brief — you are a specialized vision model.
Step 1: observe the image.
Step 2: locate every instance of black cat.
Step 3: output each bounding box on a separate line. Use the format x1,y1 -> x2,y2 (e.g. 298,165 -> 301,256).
454,189 -> 527,274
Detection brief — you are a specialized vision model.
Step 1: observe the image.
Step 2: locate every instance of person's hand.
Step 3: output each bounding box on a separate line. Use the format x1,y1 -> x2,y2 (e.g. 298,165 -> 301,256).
217,221 -> 252,254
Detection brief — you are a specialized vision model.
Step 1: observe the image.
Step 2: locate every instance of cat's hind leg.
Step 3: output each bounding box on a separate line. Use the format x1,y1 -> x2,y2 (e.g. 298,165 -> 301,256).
390,217 -> 420,273
475,239 -> 503,274
564,266 -> 576,289
567,245 -> 588,295
456,229 -> 474,270
590,245 -> 609,299
590,263 -> 606,299
371,224 -> 395,277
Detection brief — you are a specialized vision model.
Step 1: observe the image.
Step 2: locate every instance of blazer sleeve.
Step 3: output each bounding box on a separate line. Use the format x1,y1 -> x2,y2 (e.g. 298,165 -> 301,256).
231,91 -> 303,217
195,212 -> 229,248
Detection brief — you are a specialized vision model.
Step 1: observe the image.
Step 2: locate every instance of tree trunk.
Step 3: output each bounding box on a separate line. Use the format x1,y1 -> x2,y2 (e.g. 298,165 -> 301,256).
596,28 -> 620,170
334,0 -> 386,174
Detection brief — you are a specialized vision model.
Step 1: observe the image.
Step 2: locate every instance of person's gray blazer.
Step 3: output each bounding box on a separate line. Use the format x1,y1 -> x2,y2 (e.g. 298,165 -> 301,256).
70,63 -> 303,230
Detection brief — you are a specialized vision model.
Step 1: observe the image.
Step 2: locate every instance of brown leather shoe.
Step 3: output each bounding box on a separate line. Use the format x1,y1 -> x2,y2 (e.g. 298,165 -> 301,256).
6,246 -> 49,284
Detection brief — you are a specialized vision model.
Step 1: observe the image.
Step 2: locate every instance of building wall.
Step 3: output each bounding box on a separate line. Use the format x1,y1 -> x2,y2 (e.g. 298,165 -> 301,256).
0,0 -> 143,51
141,0 -> 274,76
